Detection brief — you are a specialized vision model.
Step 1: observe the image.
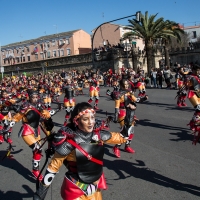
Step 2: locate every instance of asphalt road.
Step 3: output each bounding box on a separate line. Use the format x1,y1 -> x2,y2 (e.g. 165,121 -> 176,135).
0,86 -> 200,200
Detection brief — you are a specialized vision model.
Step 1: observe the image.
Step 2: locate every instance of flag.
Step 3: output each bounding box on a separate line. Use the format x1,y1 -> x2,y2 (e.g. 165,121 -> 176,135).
33,46 -> 38,53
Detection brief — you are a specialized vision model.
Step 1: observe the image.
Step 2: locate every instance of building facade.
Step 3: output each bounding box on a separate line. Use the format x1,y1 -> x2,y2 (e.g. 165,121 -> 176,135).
92,23 -> 145,69
183,25 -> 200,43
92,23 -> 144,50
1,29 -> 91,67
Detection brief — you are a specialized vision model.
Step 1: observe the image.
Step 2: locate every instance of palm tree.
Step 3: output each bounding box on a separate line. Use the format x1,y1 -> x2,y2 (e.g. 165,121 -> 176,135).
123,11 -> 183,74
161,20 -> 184,67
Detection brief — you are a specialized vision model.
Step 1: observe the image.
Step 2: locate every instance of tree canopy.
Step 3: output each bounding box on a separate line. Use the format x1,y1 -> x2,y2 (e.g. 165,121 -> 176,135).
122,11 -> 184,73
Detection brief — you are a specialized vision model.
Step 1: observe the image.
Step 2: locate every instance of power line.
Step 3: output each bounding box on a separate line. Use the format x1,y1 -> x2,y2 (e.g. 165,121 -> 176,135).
181,21 -> 200,25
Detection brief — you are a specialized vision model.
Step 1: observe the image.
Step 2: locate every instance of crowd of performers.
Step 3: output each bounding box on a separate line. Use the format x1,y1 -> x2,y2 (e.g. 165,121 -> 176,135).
3,63 -> 200,199
175,63 -> 200,144
0,67 -> 149,200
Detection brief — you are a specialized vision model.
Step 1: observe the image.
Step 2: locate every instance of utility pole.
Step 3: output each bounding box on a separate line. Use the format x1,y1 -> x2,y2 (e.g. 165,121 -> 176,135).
0,42 -> 3,79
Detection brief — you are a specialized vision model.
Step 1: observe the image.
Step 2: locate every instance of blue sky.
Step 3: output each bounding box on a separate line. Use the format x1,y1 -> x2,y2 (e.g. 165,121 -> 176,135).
0,0 -> 199,46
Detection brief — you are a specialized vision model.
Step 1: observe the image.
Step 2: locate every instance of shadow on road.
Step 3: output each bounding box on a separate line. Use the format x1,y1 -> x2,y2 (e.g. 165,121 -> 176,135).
96,109 -> 113,116
103,152 -> 200,197
138,118 -> 189,131
0,185 -> 33,200
145,102 -> 194,112
0,149 -> 35,183
138,119 -> 194,143
169,130 -> 194,143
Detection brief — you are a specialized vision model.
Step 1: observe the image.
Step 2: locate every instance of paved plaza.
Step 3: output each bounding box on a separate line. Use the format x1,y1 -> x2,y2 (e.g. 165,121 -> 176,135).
0,86 -> 200,200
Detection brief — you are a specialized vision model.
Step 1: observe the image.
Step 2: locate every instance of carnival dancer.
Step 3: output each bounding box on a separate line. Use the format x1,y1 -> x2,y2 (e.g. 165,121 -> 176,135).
176,65 -> 189,107
127,74 -> 136,92
33,102 -> 129,200
105,69 -> 113,86
50,81 -> 62,103
134,68 -> 147,97
39,79 -> 52,110
0,90 -> 21,144
106,78 -> 120,100
186,64 -> 200,144
88,72 -> 100,110
63,78 -> 76,126
73,77 -> 84,96
112,77 -> 148,158
12,90 -> 58,180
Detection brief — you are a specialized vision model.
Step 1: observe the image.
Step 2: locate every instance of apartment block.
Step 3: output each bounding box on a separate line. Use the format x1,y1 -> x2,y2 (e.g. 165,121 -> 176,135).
1,29 -> 91,67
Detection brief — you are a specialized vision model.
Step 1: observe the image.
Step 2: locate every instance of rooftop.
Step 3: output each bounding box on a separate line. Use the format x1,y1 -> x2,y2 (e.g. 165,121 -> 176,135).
2,29 -> 81,49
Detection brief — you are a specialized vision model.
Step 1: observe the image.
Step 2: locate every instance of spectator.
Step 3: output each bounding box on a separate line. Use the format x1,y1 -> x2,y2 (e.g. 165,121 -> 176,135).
163,66 -> 172,89
174,61 -> 178,72
149,67 -> 154,87
60,69 -> 66,79
156,68 -> 163,89
151,68 -> 157,88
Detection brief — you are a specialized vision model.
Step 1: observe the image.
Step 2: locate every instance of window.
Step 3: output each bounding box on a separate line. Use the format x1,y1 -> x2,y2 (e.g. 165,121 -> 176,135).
35,53 -> 38,60
40,53 -> 44,59
26,46 -> 30,52
60,49 -> 64,56
193,31 -> 197,38
47,51 -> 51,58
59,39 -> 63,45
27,55 -> 30,61
53,50 -> 56,57
40,44 -> 43,49
16,57 -> 20,63
66,48 -> 71,56
21,49 -> 25,55
66,39 -> 69,44
3,59 -> 5,64
23,56 -> 25,62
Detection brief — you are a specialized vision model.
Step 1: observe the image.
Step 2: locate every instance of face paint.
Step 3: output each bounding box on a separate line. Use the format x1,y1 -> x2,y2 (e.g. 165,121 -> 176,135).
78,112 -> 95,133
124,81 -> 129,89
73,108 -> 95,125
30,94 -> 39,104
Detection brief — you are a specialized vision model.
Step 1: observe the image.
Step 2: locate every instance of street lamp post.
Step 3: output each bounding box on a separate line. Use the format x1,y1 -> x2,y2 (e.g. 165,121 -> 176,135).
91,11 -> 141,68
125,40 -> 129,68
0,43 -> 3,79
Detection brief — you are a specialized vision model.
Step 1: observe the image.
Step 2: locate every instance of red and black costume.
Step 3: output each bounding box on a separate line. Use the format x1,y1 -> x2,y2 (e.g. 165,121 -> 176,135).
88,73 -> 100,110
12,90 -> 56,180
0,93 -> 21,144
113,83 -> 148,158
134,70 -> 146,97
39,80 -> 51,110
63,82 -> 76,126
34,119 -> 127,200
176,66 -> 189,107
106,79 -> 120,100
186,65 -> 200,144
